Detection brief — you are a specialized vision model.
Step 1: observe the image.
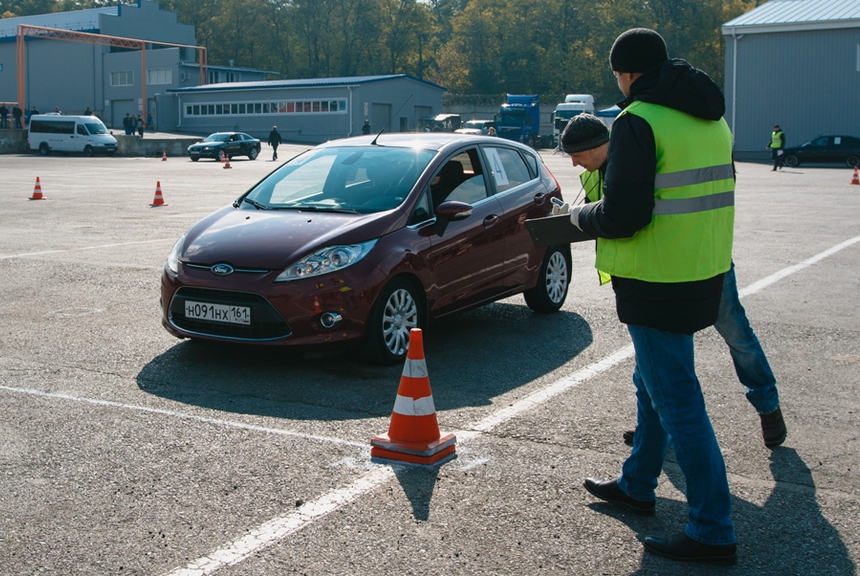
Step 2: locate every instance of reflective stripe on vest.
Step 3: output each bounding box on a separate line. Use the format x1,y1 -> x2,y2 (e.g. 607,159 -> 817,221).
596,101 -> 734,283
580,169 -> 603,202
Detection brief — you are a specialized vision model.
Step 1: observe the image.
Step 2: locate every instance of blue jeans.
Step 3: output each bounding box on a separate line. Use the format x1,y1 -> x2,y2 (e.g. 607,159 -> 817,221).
716,263 -> 780,415
619,325 -> 736,545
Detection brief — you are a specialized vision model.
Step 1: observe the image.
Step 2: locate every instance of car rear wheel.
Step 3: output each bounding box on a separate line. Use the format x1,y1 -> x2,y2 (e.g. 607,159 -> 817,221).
524,246 -> 571,313
847,155 -> 859,168
362,277 -> 422,365
783,155 -> 799,168
39,142 -> 50,156
248,147 -> 259,160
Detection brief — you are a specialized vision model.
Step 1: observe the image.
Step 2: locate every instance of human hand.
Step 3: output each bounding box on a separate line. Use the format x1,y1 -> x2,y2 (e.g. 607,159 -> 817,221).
569,204 -> 584,230
551,201 -> 570,216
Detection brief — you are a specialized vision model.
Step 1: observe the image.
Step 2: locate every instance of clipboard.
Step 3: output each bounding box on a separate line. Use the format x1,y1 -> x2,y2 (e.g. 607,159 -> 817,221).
525,214 -> 596,247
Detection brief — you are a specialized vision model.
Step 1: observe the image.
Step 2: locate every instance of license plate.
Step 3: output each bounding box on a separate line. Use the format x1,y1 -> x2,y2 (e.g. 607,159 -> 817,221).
184,301 -> 251,325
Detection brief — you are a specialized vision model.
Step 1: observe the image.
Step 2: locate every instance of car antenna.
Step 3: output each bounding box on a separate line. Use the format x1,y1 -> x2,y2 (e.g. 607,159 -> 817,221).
371,94 -> 413,146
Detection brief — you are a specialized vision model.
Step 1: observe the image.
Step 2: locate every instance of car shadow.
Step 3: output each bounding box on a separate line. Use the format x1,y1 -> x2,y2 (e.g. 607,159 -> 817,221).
136,301 -> 593,421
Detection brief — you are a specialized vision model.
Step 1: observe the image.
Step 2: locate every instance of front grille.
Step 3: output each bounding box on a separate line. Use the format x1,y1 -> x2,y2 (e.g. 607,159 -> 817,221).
169,287 -> 291,341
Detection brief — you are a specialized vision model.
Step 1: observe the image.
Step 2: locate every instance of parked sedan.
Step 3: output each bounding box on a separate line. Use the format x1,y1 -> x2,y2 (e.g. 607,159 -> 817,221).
781,135 -> 860,168
187,132 -> 261,161
161,133 -> 571,364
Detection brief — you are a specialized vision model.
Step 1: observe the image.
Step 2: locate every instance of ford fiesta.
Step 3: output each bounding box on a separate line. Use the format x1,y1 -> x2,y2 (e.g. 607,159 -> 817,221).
161,133 -> 571,364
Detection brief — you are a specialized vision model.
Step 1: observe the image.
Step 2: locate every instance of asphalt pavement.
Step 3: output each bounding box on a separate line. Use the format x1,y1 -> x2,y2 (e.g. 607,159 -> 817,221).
0,145 -> 858,575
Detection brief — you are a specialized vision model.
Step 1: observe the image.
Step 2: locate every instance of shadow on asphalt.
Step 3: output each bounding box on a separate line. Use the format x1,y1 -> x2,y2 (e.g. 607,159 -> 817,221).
586,447 -> 854,574
136,301 -> 593,421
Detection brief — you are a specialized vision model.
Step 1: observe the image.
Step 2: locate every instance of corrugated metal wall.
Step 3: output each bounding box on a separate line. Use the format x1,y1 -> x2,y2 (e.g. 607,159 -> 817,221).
726,27 -> 860,157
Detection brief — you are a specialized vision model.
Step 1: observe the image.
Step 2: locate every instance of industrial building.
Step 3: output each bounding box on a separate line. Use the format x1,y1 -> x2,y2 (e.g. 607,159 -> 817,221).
722,0 -> 860,158
0,0 -> 445,143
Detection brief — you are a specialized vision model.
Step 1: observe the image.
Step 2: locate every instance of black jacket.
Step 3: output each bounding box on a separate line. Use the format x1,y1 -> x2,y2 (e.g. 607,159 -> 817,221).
577,59 -> 728,334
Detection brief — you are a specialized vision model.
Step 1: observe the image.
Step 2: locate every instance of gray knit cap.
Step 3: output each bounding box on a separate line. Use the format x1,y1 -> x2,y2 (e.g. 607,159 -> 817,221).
560,113 -> 609,154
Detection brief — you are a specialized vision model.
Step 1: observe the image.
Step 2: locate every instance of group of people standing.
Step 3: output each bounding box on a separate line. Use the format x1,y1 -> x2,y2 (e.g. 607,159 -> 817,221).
553,27 -> 787,566
0,103 -> 24,129
122,113 -> 152,137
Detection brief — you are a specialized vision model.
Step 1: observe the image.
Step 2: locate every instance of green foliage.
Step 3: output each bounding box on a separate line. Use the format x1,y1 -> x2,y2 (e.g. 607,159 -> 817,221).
2,0 -> 759,105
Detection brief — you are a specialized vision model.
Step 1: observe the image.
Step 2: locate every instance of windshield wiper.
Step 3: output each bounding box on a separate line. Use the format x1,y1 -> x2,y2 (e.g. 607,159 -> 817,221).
272,205 -> 360,214
239,197 -> 268,210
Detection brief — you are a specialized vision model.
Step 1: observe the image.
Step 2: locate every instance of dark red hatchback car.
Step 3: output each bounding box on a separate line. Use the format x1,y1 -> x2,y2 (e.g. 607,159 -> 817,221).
161,133 -> 571,363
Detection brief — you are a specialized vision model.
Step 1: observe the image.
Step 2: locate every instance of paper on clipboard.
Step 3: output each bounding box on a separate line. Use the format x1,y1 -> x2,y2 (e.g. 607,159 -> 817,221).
525,214 -> 596,247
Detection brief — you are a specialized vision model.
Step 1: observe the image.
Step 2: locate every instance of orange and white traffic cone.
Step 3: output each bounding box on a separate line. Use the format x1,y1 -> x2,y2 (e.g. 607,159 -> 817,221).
29,176 -> 45,200
371,329 -> 456,466
162,150 -> 167,161
851,167 -> 859,185
223,156 -> 232,169
150,181 -> 167,207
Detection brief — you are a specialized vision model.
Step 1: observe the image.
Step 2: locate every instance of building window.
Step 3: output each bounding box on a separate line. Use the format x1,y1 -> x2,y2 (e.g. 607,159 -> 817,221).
147,69 -> 173,85
110,71 -> 133,86
182,98 -> 349,117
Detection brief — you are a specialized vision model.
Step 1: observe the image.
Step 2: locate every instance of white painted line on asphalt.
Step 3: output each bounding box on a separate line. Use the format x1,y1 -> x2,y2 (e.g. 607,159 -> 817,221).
0,238 -> 172,260
0,385 -> 366,449
162,235 -> 860,575
738,234 -> 860,298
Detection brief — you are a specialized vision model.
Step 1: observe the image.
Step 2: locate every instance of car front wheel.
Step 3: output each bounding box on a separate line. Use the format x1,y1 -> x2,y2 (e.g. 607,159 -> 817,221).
783,155 -> 799,168
847,155 -> 859,168
524,246 -> 571,313
362,277 -> 422,365
248,147 -> 259,160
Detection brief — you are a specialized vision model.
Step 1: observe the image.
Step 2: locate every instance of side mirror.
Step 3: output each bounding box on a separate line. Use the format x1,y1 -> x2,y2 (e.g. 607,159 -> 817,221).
433,200 -> 472,236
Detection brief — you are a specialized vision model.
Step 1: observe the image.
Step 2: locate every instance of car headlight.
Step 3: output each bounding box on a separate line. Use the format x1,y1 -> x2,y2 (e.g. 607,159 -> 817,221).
166,235 -> 185,274
275,239 -> 378,282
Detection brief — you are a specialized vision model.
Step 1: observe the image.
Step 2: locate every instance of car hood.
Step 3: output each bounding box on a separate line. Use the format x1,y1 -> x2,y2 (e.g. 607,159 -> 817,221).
180,205 -> 403,269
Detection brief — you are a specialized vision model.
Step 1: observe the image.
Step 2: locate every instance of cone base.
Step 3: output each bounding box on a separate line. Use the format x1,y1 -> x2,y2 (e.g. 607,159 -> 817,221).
371,432 -> 456,457
29,196 -> 45,200
371,443 -> 456,466
150,203 -> 168,207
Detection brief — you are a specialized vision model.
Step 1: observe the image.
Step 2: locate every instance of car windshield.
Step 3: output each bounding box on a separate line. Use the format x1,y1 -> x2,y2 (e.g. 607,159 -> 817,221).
83,121 -> 109,135
241,146 -> 436,214
463,121 -> 486,130
204,134 -> 230,143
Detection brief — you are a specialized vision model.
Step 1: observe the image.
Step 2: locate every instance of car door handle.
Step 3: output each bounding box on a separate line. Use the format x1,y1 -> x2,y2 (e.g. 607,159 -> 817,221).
533,192 -> 549,205
483,214 -> 500,228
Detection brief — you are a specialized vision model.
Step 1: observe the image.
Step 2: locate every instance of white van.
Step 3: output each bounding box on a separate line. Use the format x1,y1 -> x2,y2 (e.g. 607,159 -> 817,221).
28,114 -> 118,156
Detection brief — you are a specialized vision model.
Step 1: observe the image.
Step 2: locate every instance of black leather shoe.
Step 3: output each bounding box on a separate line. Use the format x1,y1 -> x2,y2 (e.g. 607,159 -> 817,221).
622,428 -> 635,446
761,407 -> 787,448
583,478 -> 655,516
643,532 -> 737,565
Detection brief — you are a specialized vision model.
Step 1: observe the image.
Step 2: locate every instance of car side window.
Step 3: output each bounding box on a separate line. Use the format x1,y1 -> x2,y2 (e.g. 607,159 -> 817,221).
431,149 -> 488,207
409,188 -> 433,225
811,137 -> 828,147
483,146 -> 534,193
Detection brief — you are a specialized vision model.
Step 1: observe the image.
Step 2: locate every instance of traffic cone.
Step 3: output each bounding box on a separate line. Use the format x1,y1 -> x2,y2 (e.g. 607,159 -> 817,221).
162,150 -> 167,161
150,181 -> 167,207
371,329 -> 456,466
223,156 -> 232,169
29,176 -> 45,200
851,167 -> 859,185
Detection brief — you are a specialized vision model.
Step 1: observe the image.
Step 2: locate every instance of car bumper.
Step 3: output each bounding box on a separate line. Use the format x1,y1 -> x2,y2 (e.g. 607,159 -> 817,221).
160,261 -> 387,348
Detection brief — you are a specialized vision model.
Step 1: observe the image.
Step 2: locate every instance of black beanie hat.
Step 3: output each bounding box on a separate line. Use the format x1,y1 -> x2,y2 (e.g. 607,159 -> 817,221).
560,113 -> 609,154
610,28 -> 668,73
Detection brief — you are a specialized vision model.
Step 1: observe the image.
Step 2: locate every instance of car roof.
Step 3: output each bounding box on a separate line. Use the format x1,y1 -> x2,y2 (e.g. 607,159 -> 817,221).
316,132 -> 531,153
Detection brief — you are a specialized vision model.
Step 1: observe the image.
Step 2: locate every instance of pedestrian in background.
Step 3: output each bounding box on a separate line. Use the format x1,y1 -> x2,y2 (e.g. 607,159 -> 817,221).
562,28 -> 738,565
362,120 -> 371,135
12,104 -> 23,129
268,125 -> 282,161
767,124 -> 785,171
0,103 -> 8,129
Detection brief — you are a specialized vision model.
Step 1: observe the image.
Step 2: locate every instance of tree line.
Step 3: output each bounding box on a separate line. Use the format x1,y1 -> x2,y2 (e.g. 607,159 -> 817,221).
2,0 -> 762,107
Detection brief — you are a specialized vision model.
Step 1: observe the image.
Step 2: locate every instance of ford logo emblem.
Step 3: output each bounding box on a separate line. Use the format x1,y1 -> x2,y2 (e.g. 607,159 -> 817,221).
211,263 -> 234,276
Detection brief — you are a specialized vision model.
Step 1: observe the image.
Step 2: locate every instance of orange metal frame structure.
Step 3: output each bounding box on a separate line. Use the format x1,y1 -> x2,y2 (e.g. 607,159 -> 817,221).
16,25 -> 207,122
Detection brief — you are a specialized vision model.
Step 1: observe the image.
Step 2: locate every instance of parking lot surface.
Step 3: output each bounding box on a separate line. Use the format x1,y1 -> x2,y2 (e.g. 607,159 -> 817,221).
1,146 -> 859,575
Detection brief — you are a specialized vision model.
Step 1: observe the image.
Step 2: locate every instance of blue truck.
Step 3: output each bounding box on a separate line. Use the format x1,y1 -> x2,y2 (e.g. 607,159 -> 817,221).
495,94 -> 541,146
